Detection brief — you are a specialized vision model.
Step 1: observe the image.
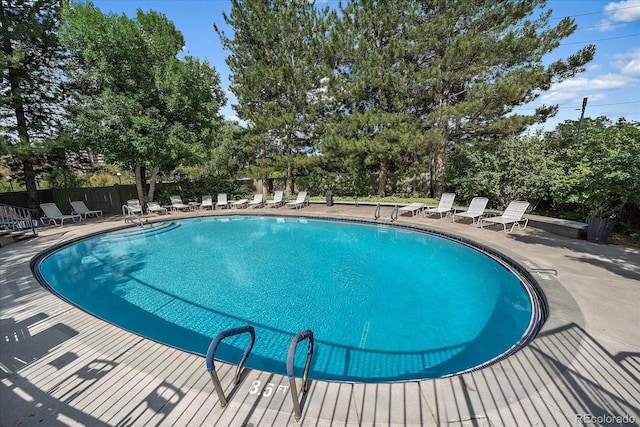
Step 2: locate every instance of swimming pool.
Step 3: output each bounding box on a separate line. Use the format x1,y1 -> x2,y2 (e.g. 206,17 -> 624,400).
34,216 -> 546,383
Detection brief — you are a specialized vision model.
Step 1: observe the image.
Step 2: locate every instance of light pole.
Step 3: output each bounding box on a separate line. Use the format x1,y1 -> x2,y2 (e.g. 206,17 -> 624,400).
575,97 -> 588,151
116,172 -> 122,185
6,176 -> 14,191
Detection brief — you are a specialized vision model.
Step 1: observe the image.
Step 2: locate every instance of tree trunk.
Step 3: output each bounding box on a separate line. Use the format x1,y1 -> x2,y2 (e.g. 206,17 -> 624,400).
378,160 -> 388,197
430,143 -> 446,198
23,159 -> 38,211
135,165 -> 146,209
148,166 -> 159,202
286,161 -> 294,196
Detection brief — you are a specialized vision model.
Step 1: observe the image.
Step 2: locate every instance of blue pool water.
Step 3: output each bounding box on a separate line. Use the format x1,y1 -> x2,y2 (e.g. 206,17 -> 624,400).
35,216 -> 541,382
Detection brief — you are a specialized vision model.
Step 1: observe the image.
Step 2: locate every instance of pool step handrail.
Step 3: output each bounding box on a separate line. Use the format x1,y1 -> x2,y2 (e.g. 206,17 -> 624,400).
1,203 -> 39,237
373,203 -> 380,220
287,329 -> 314,421
122,204 -> 144,227
390,204 -> 399,222
206,325 -> 256,407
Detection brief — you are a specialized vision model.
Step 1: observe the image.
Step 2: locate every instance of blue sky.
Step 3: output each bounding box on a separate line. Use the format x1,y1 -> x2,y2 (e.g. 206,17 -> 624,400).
92,0 -> 640,131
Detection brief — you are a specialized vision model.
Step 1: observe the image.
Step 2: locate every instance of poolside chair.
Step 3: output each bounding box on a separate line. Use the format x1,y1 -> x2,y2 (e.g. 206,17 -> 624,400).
216,193 -> 230,209
265,190 -> 284,208
451,197 -> 489,225
70,200 -> 103,219
200,195 -> 213,210
248,193 -> 264,208
480,200 -> 530,233
285,191 -> 308,209
232,198 -> 249,209
423,193 -> 456,219
398,202 -> 424,217
126,199 -> 143,215
170,195 -> 191,211
147,202 -> 168,215
40,203 -> 82,226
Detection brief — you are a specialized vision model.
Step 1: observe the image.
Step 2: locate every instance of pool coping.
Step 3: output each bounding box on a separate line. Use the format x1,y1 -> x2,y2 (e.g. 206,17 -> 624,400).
1,205 -> 638,426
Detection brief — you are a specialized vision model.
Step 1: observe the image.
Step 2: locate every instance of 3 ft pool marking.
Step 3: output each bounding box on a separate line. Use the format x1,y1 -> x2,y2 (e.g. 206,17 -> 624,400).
249,380 -> 289,398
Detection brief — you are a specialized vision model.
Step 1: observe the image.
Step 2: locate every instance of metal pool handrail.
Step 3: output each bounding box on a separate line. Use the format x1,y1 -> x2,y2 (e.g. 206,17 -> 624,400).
1,203 -> 38,237
206,325 -> 256,407
287,329 -> 314,421
390,204 -> 399,222
373,203 -> 380,220
121,204 -> 144,227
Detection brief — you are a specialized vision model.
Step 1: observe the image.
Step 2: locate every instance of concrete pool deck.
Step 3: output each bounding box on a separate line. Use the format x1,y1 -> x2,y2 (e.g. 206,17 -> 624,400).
1,204 -> 638,426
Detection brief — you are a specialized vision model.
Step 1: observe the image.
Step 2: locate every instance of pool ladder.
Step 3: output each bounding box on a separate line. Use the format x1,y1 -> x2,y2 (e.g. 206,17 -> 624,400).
206,326 -> 314,422
374,203 -> 400,222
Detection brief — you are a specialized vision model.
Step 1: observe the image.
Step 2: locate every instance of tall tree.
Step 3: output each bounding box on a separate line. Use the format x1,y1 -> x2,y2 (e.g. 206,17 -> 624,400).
323,0 -> 428,196
409,0 -> 595,196
60,2 -> 225,203
1,0 -> 68,210
216,0 -> 330,195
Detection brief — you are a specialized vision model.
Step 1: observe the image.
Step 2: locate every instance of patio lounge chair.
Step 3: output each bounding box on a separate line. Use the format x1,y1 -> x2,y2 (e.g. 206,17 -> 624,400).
451,197 -> 488,225
70,200 -> 103,219
147,202 -> 168,215
126,199 -> 143,215
232,198 -> 249,209
40,203 -> 82,226
248,194 -> 264,208
480,200 -> 530,233
423,193 -> 456,219
170,195 -> 191,211
216,193 -> 230,209
265,190 -> 284,208
286,191 -> 308,209
200,195 -> 213,210
398,202 -> 425,217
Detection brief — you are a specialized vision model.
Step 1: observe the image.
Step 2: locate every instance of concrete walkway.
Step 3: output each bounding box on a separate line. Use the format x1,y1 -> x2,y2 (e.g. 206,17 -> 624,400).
1,204 -> 638,426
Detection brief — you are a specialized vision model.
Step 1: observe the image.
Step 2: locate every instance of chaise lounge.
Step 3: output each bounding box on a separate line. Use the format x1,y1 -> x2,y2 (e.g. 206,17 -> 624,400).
70,200 -> 103,219
40,203 -> 82,226
423,193 -> 456,219
480,200 -> 530,233
398,202 -> 425,217
451,197 -> 488,225
285,191 -> 308,209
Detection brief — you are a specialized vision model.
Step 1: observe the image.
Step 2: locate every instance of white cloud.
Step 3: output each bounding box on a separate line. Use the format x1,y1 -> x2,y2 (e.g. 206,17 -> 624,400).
598,0 -> 640,31
541,75 -> 628,104
604,0 -> 640,22
613,48 -> 640,76
585,63 -> 602,73
622,59 -> 640,75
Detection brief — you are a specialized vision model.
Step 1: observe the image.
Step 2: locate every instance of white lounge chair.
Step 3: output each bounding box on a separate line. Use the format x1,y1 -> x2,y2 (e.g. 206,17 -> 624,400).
70,200 -> 103,219
248,194 -> 264,208
232,198 -> 249,209
265,190 -> 284,208
126,199 -> 143,215
451,197 -> 488,225
423,193 -> 456,219
286,191 -> 308,209
147,202 -> 168,215
40,203 -> 82,226
170,195 -> 191,211
398,202 -> 424,217
216,193 -> 230,209
480,200 -> 530,233
200,195 -> 213,210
